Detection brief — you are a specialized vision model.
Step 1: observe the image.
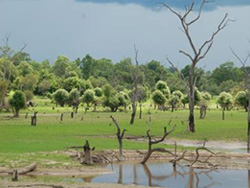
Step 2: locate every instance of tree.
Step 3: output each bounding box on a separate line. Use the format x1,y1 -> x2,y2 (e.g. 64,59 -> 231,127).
235,91 -> 248,112
217,92 -> 233,120
155,80 -> 170,99
199,91 -> 211,119
152,90 -> 166,109
230,45 -> 250,151
68,89 -> 80,113
53,89 -> 69,107
103,95 -> 120,112
0,80 -> 8,111
9,90 -> 26,117
130,47 -> 144,125
165,0 -> 230,132
53,55 -> 69,77
82,89 -> 95,107
168,95 -> 182,112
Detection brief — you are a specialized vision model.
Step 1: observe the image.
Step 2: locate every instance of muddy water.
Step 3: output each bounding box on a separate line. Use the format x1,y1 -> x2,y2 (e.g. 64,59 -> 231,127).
65,162 -> 249,187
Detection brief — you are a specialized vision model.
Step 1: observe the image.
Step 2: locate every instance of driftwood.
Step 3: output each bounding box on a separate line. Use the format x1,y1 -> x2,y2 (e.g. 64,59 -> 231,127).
1,163 -> 37,178
141,124 -> 176,164
110,115 -> 127,160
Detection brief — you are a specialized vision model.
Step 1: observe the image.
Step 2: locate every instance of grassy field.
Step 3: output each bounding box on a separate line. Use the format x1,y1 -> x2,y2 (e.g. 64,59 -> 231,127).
0,97 -> 248,167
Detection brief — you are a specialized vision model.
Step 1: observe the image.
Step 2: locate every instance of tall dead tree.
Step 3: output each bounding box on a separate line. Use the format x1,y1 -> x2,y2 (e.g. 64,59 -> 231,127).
141,125 -> 176,164
130,45 -> 144,124
231,45 -> 250,151
110,115 -> 127,160
164,0 -> 231,132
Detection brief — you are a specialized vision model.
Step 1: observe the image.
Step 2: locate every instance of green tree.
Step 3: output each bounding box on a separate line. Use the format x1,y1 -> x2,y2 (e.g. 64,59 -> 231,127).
168,95 -> 182,112
9,90 -> 26,117
155,80 -> 170,99
82,89 -> 95,107
152,90 -> 166,109
68,88 -> 80,113
53,89 -> 69,107
217,92 -> 233,120
235,91 -> 248,112
53,55 -> 69,77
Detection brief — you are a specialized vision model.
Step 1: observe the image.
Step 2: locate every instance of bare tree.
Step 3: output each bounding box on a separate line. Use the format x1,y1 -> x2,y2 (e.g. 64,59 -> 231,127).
230,44 -> 250,151
130,45 -> 140,124
164,0 -> 231,132
110,115 -> 127,160
141,125 -> 176,164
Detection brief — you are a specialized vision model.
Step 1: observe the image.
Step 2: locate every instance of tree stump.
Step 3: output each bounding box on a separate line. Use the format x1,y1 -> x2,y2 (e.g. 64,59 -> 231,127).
82,140 -> 95,165
60,113 -> 63,121
31,111 -> 38,126
12,170 -> 18,181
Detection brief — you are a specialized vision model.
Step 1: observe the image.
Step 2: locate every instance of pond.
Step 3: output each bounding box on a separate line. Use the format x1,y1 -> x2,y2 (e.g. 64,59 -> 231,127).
64,162 -> 249,187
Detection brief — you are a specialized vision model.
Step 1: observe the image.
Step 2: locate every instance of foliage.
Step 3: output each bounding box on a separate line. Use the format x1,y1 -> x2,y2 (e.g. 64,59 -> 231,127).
94,87 -> 103,97
168,95 -> 182,111
217,92 -> 233,109
82,89 -> 95,107
234,91 -> 248,110
53,89 -> 69,107
172,90 -> 184,99
155,80 -> 170,99
9,90 -> 26,117
152,90 -> 166,106
24,90 -> 34,101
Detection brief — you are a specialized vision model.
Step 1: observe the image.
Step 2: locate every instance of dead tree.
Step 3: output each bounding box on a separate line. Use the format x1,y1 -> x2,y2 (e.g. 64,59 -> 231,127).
130,45 -> 143,125
231,45 -> 250,151
164,0 -> 231,132
110,115 -> 127,160
190,142 -> 217,168
141,125 -> 176,164
31,111 -> 38,126
83,140 -> 95,165
68,140 -> 95,165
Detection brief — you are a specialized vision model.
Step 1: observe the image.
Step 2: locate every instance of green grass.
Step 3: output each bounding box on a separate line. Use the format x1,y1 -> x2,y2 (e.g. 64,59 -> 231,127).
0,97 -> 248,167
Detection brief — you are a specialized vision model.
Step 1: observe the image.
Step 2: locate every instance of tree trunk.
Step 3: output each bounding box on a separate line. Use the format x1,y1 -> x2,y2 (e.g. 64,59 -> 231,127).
247,98 -> 250,152
171,105 -> 174,112
222,107 -> 225,120
139,104 -> 142,119
188,74 -> 195,133
130,103 -> 136,124
60,113 -> 63,121
118,139 -> 123,160
71,112 -> 74,118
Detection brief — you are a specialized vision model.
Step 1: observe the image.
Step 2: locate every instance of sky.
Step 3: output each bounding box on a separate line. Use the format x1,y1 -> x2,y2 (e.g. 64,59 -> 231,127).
0,0 -> 250,70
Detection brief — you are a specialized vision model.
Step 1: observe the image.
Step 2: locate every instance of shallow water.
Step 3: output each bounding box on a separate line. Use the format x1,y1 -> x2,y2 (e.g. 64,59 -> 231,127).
65,162 -> 249,187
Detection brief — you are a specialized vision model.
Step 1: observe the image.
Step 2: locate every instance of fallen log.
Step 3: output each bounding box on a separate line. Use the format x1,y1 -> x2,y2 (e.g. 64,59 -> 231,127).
0,163 -> 37,175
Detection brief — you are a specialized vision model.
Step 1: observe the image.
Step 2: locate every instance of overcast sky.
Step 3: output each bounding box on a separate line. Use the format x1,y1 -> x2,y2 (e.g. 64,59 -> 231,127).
0,0 -> 250,70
